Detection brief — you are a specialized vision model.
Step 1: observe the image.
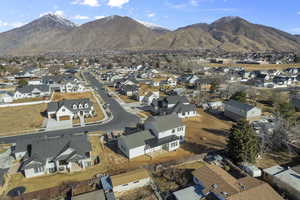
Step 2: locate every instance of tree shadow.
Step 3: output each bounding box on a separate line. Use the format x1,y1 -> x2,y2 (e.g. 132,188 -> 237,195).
7,186 -> 26,197
202,128 -> 229,137
181,141 -> 222,154
204,110 -> 233,122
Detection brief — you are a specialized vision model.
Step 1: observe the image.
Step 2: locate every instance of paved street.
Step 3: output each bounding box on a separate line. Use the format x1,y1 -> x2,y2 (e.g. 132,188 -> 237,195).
0,72 -> 140,144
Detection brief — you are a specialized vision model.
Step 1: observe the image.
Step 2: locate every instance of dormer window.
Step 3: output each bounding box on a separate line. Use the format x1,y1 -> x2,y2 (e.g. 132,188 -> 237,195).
79,104 -> 83,109
73,104 -> 77,109
84,104 -> 89,108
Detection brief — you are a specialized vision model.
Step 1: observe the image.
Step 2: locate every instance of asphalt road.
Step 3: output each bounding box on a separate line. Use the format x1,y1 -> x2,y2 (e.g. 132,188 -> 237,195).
0,72 -> 140,144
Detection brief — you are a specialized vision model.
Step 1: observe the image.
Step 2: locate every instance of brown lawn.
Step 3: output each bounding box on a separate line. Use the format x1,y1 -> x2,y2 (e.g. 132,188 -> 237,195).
0,103 -> 47,136
13,97 -> 49,103
52,92 -> 105,124
4,111 -> 233,194
183,109 -> 233,152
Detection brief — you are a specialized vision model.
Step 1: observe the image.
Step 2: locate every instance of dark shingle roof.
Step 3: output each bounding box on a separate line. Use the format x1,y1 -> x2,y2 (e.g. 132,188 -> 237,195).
47,98 -> 93,113
225,100 -> 255,111
19,134 -> 91,170
16,85 -> 49,94
119,130 -> 154,149
145,114 -> 184,133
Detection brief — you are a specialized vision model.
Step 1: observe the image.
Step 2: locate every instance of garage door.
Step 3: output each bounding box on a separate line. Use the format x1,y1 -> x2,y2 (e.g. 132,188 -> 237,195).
59,116 -> 71,121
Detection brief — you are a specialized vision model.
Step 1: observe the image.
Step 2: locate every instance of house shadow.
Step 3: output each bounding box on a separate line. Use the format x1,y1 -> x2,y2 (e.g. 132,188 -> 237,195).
202,128 -> 229,137
206,111 -> 233,122
105,140 -> 127,159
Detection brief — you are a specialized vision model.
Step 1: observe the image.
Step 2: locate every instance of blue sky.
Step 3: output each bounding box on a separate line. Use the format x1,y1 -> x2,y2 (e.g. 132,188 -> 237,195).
0,0 -> 299,34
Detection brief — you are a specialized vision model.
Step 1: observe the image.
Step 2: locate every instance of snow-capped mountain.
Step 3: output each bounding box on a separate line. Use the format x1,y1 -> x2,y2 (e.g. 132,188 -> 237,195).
135,19 -> 170,33
43,14 -> 77,28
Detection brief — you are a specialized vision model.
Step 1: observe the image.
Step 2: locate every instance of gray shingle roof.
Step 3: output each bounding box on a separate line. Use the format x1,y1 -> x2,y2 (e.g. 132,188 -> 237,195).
19,134 -> 91,170
145,114 -> 184,133
225,100 -> 255,111
16,85 -> 49,94
119,130 -> 154,149
47,98 -> 93,113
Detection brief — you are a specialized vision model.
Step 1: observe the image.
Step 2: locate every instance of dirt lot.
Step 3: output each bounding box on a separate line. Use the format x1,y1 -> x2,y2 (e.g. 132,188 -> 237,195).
0,103 -> 47,136
256,151 -> 300,169
52,92 -> 105,124
183,109 -> 233,152
203,63 -> 300,71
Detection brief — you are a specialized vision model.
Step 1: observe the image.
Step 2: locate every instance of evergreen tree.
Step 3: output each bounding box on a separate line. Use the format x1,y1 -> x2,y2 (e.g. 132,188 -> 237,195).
227,120 -> 259,163
230,91 -> 247,103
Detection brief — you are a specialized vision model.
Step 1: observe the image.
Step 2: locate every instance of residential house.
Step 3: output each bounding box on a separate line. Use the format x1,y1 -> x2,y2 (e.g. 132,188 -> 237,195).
111,168 -> 151,193
263,165 -> 300,200
189,164 -> 283,200
15,66 -> 39,78
224,100 -> 261,122
14,85 -> 50,100
16,135 -> 93,178
0,91 -> 13,103
151,96 -> 197,119
141,91 -> 160,105
119,85 -> 139,97
47,98 -> 95,121
160,77 -> 177,87
195,78 -> 212,91
118,114 -> 185,159
42,75 -> 85,93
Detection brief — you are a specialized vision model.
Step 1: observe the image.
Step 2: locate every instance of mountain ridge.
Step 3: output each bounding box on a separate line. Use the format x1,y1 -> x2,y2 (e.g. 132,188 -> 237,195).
0,15 -> 299,55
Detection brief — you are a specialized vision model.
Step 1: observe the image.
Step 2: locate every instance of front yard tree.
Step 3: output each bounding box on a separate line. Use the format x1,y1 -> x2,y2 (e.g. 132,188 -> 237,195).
227,120 -> 259,164
18,79 -> 28,87
230,91 -> 247,103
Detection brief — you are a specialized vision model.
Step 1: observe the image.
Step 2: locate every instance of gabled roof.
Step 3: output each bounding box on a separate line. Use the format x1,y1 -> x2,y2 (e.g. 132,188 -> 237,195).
16,85 -> 49,94
193,164 -> 283,200
145,114 -> 184,132
19,134 -> 91,170
111,168 -> 150,187
119,130 -> 155,149
47,98 -> 93,113
225,100 -> 256,112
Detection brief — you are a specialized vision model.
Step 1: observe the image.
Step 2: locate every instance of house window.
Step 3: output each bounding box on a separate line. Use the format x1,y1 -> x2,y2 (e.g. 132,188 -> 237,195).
73,104 -> 77,109
79,104 -> 83,109
85,104 -> 89,108
171,141 -> 178,148
172,129 -> 175,133
34,166 -> 44,173
62,108 -> 66,112
177,127 -> 183,132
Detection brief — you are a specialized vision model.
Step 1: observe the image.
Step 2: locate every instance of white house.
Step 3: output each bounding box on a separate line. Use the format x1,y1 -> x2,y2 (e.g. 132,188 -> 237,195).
47,98 -> 95,121
0,91 -> 13,103
118,114 -> 185,159
111,168 -> 151,193
140,91 -> 160,105
14,85 -> 50,100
